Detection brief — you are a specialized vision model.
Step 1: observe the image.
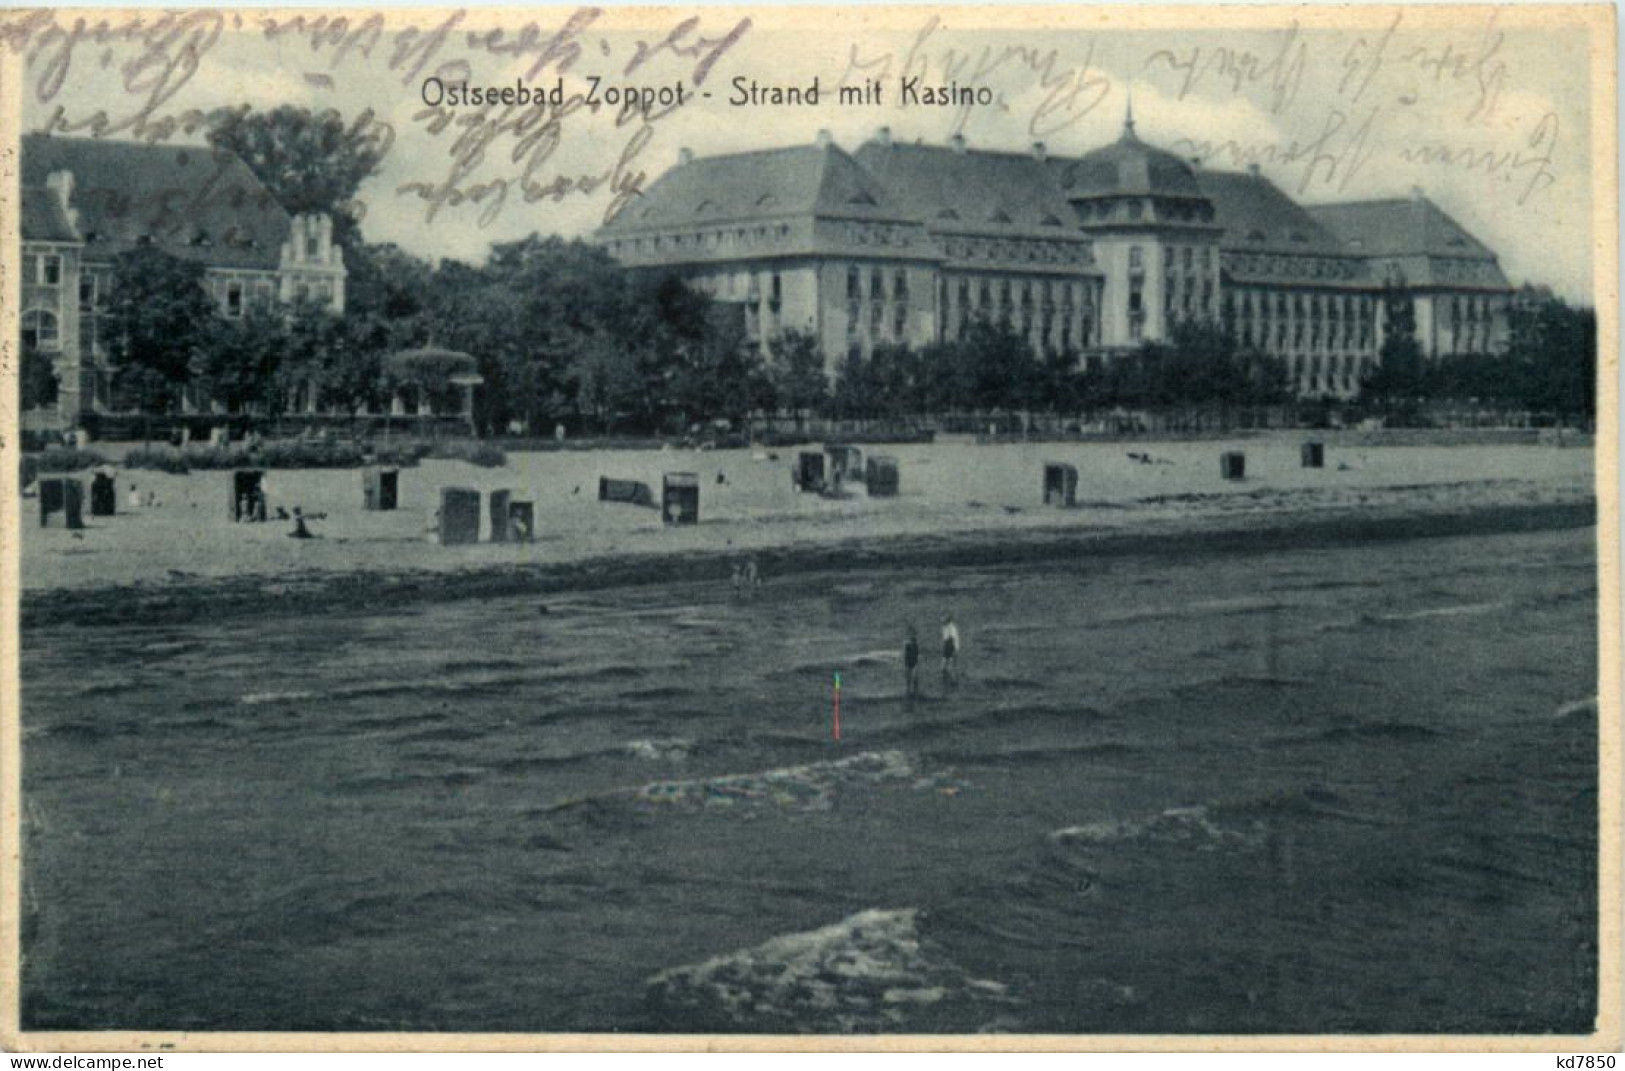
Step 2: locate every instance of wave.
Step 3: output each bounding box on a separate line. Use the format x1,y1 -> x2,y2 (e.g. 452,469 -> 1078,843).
1369,602 -> 1506,623
1554,697 -> 1597,723
646,907 -> 1018,1033
1051,804 -> 1264,852
1266,721 -> 1442,747
931,738 -> 1145,767
540,749 -> 951,817
240,689 -> 318,706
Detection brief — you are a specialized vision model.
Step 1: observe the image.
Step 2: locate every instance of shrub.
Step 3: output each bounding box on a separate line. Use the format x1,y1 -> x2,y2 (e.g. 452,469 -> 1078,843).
123,446 -> 191,474
180,445 -> 254,470
35,447 -> 109,473
425,440 -> 507,467
253,440 -> 367,469
369,442 -> 432,468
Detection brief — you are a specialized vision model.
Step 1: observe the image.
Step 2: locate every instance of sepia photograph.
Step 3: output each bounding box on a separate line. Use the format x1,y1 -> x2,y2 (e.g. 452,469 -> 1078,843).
0,3 -> 1617,1049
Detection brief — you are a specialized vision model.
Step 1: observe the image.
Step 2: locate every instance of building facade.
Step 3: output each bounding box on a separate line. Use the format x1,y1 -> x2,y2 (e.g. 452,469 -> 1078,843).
595,116 -> 1513,399
18,134 -> 346,421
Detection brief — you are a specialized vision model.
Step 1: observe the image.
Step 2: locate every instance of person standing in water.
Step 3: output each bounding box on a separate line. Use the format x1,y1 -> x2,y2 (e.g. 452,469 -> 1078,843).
940,613 -> 961,686
903,625 -> 920,699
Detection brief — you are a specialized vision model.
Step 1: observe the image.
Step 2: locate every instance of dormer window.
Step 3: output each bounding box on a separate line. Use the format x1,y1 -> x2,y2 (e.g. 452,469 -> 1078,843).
989,208 -> 1012,224
937,208 -> 959,220
1247,229 -> 1265,241
1289,231 -> 1308,243
305,234 -> 319,258
695,199 -> 715,214
191,231 -> 211,247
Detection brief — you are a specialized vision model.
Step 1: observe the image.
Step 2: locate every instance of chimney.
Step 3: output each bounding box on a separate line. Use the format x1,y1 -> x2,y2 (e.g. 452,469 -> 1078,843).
45,170 -> 77,230
1409,185 -> 1425,202
1032,141 -> 1047,162
950,134 -> 967,154
816,128 -> 833,148
876,126 -> 892,147
1246,163 -> 1261,178
678,147 -> 694,166
1188,156 -> 1202,169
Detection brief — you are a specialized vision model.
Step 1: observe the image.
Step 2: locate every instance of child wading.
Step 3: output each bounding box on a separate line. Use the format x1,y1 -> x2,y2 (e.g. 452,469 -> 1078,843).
903,626 -> 920,698
940,613 -> 961,686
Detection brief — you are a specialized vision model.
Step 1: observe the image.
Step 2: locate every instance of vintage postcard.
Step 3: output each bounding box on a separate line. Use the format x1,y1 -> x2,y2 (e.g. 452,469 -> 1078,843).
0,3 -> 1617,1053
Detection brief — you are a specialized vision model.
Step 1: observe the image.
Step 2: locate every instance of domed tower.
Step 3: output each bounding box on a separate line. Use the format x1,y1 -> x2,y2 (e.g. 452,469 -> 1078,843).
1058,103 -> 1223,348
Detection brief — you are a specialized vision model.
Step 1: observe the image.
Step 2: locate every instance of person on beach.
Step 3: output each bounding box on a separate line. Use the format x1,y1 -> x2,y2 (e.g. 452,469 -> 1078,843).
903,625 -> 920,699
731,562 -> 745,599
744,557 -> 761,597
940,614 -> 961,686
289,507 -> 316,539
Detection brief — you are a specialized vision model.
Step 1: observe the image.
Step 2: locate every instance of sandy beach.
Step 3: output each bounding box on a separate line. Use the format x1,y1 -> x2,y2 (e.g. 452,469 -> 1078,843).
20,435 -> 1596,622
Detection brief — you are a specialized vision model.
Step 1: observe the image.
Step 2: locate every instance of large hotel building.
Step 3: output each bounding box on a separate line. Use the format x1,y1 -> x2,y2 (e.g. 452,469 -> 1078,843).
596,114 -> 1514,398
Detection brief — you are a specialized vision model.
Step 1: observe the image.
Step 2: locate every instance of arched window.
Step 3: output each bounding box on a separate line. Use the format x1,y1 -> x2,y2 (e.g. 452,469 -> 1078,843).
22,309 -> 60,351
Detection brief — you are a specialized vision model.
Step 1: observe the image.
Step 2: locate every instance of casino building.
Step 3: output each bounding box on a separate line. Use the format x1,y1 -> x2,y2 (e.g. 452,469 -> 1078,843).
595,113 -> 1513,399
18,134 -> 347,421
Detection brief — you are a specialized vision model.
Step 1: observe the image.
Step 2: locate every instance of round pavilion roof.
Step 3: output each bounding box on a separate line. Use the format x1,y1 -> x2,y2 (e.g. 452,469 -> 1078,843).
1060,118 -> 1203,199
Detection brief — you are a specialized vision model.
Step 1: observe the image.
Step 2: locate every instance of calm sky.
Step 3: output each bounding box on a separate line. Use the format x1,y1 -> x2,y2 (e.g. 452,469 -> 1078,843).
10,6 -> 1601,303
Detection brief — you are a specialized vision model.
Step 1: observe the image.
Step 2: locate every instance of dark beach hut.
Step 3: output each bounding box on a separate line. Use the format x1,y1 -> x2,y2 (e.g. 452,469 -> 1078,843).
866,456 -> 900,497
663,473 -> 700,525
1043,462 -> 1078,506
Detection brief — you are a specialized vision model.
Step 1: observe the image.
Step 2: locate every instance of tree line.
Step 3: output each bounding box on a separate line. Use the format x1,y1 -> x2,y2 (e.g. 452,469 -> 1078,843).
1363,282 -> 1596,425
19,105 -> 1597,433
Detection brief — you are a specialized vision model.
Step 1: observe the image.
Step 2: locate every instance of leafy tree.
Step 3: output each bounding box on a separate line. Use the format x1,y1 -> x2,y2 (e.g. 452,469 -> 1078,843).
20,340 -> 59,411
104,247 -> 216,414
769,331 -> 830,427
273,301 -> 387,416
570,331 -> 651,434
207,106 -> 388,246
198,305 -> 287,413
1507,290 -> 1595,422
1362,280 -> 1426,414
830,349 -> 878,420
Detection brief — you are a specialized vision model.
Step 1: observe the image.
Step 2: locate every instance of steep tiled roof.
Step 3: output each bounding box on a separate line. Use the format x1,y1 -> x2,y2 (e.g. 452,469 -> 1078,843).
1306,198 -> 1510,289
1198,170 -> 1345,256
852,141 -> 1079,236
601,143 -> 910,233
1305,198 -> 1496,259
20,187 -> 79,243
20,134 -> 292,270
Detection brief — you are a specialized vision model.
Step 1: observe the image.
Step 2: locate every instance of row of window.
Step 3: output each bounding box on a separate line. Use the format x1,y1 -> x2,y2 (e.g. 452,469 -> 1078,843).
848,265 -> 910,302
1228,289 -> 1377,324
610,224 -> 795,256
941,274 -> 1096,312
941,306 -> 1098,353
1235,320 -> 1375,354
1223,253 -> 1362,281
939,236 -> 1092,267
1445,294 -> 1502,325
1076,198 -> 1216,224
